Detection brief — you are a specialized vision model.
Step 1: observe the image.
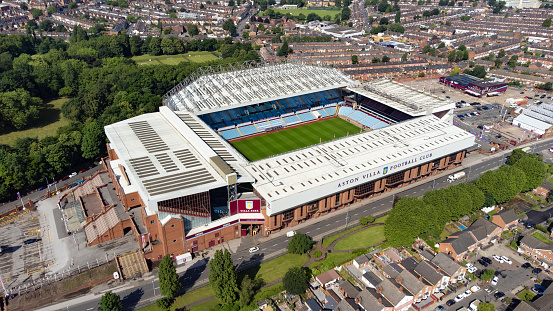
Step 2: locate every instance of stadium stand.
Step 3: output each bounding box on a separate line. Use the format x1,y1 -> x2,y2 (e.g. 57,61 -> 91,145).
359,115 -> 381,128
297,111 -> 316,122
338,106 -> 354,116
349,111 -> 369,122
255,121 -> 272,131
282,115 -> 301,125
312,106 -> 330,117
300,93 -> 319,106
269,118 -> 285,127
324,105 -> 337,116
219,128 -> 242,140
237,124 -> 259,136
358,98 -> 410,122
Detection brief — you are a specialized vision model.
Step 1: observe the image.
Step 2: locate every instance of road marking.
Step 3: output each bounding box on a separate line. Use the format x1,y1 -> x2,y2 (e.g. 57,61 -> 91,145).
273,243 -> 278,247
261,248 -> 266,251
354,213 -> 358,215
326,224 -> 330,226
306,231 -> 310,234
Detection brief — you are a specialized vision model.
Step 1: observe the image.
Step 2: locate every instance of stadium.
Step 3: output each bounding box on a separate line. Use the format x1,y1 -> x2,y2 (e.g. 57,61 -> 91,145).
104,61 -> 475,261
439,74 -> 508,97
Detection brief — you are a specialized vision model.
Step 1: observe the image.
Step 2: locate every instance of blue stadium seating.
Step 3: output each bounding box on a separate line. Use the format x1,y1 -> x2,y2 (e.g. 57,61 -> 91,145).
255,121 -> 271,131
297,112 -> 315,122
228,109 -> 241,120
219,128 -> 241,140
324,106 -> 336,116
338,106 -> 354,116
300,94 -> 319,106
287,97 -> 304,108
372,122 -> 389,129
282,115 -> 301,125
359,116 -> 380,127
199,114 -> 213,125
312,108 -> 329,117
238,125 -> 259,136
349,111 -> 369,122
269,118 -> 285,127
315,91 -> 332,102
328,89 -> 340,98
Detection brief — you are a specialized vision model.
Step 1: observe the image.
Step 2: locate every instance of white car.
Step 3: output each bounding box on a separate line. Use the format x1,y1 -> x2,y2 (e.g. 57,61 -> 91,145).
69,172 -> 77,178
249,247 -> 259,253
501,256 -> 512,265
466,263 -> 477,273
465,289 -> 472,296
454,293 -> 466,302
493,255 -> 504,263
470,285 -> 480,293
491,275 -> 498,286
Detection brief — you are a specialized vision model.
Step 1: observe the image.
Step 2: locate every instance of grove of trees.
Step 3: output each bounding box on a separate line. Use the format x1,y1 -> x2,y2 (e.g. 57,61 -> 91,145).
0,31 -> 259,202
385,149 -> 548,247
286,232 -> 314,254
209,249 -> 239,304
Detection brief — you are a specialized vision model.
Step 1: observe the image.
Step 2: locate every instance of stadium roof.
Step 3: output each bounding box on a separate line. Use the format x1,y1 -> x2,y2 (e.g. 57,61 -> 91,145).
440,74 -> 481,87
104,107 -> 249,203
243,115 -> 475,216
163,61 -> 358,115
348,80 -> 455,117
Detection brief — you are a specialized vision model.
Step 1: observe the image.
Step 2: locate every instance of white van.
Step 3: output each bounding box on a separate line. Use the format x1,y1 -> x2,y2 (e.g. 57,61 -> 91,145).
286,231 -> 296,237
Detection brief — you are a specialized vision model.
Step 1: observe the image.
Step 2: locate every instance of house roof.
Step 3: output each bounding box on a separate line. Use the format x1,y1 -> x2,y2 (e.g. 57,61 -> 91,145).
339,280 -> 361,298
400,257 -> 418,272
431,252 -> 462,277
520,234 -> 553,251
533,285 -> 553,310
336,298 -> 359,311
305,298 -> 322,311
363,271 -> 382,286
383,263 -> 402,278
495,209 -> 518,225
354,254 -> 370,265
380,278 -> 410,305
513,301 -> 538,311
414,261 -> 443,285
316,269 -> 341,285
442,231 -> 477,255
469,218 -> 500,241
357,289 -> 385,311
398,269 -> 425,295
420,249 -> 435,261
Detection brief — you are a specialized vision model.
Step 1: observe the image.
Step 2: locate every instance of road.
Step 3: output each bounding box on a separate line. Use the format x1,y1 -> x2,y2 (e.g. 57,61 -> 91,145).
44,138 -> 553,311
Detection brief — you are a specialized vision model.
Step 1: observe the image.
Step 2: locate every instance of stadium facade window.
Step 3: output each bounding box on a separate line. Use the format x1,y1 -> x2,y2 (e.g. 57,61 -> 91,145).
283,210 -> 294,220
386,171 -> 404,185
299,207 -> 304,218
157,192 -> 211,217
334,193 -> 340,206
308,203 -> 318,212
355,181 -> 375,196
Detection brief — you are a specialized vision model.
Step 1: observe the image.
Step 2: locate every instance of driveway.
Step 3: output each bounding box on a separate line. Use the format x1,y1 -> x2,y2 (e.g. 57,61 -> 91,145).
476,244 -> 521,271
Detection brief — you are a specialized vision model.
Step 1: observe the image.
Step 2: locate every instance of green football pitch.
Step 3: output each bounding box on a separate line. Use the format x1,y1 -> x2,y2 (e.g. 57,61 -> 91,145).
230,118 -> 362,162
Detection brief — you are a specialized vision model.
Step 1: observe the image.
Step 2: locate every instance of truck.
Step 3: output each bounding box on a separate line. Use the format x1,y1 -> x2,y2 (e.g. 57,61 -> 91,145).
447,171 -> 465,183
469,299 -> 481,311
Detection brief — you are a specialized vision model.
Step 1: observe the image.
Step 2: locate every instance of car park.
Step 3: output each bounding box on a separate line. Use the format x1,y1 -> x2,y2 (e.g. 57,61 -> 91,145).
249,247 -> 259,253
491,276 -> 498,286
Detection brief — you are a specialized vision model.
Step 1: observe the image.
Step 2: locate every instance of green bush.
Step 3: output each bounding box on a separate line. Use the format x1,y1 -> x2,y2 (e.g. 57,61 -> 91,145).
156,297 -> 172,310
313,250 -> 322,258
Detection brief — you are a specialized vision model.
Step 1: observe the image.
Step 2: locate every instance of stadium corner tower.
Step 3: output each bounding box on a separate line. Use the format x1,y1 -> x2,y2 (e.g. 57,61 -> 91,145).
103,61 -> 475,261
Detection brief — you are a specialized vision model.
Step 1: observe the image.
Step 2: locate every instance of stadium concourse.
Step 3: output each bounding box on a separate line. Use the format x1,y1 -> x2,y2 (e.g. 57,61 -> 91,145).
103,61 -> 475,261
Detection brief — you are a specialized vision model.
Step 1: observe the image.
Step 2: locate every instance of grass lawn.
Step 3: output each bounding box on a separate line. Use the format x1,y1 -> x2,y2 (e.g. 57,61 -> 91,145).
309,252 -> 357,274
0,98 -> 70,146
518,289 -> 536,301
231,118 -> 362,161
334,225 -> 385,250
132,51 -> 219,65
272,8 -> 341,18
502,230 -> 516,240
238,253 -> 308,284
322,215 -> 388,248
532,232 -> 553,243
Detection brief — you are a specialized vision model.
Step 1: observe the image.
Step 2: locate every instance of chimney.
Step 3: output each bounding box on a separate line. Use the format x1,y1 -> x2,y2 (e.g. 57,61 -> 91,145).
399,286 -> 404,293
378,297 -> 383,303
396,276 -> 403,284
376,286 -> 383,294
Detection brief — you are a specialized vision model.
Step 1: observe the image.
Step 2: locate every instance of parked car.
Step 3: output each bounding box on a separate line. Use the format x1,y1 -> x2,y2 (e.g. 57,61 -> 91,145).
446,96 -> 451,99
78,168 -> 89,174
494,292 -> 505,299
492,255 -> 504,263
526,222 -> 536,229
501,256 -> 512,265
491,276 -> 498,286
23,238 -> 41,245
532,268 -> 542,275
436,305 -> 446,311
481,257 -> 492,264
531,287 -> 543,295
521,263 -> 532,269
520,92 -> 524,94
477,259 -> 488,267
446,300 -> 456,307
535,284 -> 546,292
470,285 -> 480,293
466,263 -> 477,273
249,247 -> 259,253
59,175 -> 69,182
482,106 -> 490,110
69,172 -> 77,178
454,294 -> 466,302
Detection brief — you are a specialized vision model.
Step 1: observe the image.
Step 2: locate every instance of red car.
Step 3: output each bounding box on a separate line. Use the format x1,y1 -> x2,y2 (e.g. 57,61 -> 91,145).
520,92 -> 524,94
78,168 -> 89,174
59,175 -> 69,182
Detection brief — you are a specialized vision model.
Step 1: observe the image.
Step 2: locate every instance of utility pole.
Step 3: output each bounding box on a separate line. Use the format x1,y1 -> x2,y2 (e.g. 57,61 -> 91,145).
345,211 -> 349,228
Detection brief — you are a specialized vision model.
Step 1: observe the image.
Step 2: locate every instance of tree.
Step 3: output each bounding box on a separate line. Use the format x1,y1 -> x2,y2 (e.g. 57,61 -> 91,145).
158,254 -> 180,299
31,8 -> 43,19
239,275 -> 258,306
389,23 -> 404,33
156,297 -> 172,310
380,17 -> 389,25
497,49 -> 506,59
478,302 -> 495,311
200,3 -> 205,8
372,57 -> 380,63
382,55 -> 390,62
277,39 -> 291,57
283,267 -> 309,295
352,55 -> 358,64
513,155 -> 547,192
228,0 -> 235,5
81,120 -> 104,159
98,291 -> 122,311
401,53 -> 408,61
341,7 -> 351,21
188,24 -> 199,36
209,249 -> 238,304
418,72 -> 425,77
68,2 -> 78,9
395,10 -> 401,23
47,6 -> 57,14
223,19 -> 236,35
286,232 -> 313,254
438,42 -> 445,49
242,31 -> 249,40
542,18 -> 552,27
480,269 -> 495,281
20,3 -> 28,10
0,88 -> 43,131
